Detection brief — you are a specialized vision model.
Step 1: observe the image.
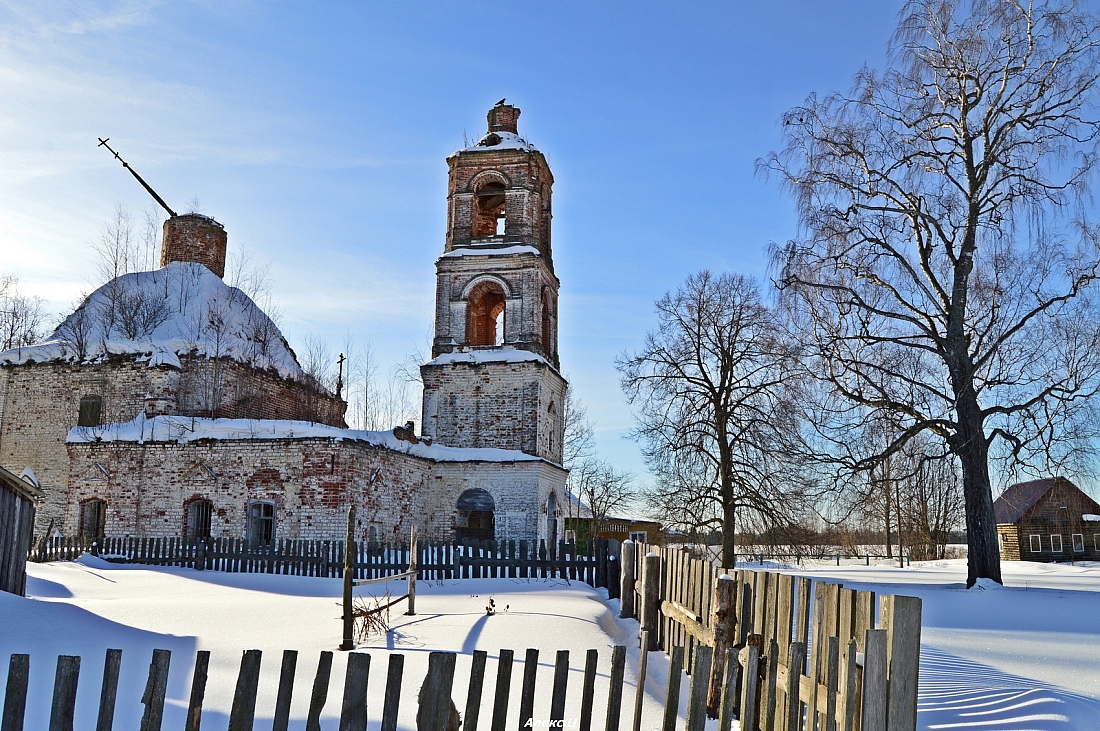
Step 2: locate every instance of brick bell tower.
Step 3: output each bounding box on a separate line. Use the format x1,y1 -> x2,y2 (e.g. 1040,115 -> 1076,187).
420,103 -> 567,463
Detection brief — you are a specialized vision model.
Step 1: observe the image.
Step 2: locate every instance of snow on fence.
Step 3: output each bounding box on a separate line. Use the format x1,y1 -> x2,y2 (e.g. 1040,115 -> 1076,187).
29,535 -> 620,589
620,541 -> 922,731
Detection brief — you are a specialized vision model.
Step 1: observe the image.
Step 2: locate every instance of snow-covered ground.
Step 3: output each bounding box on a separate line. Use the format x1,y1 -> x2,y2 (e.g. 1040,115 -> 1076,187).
2,557 -> 672,730
2,557 -> 1098,730
770,558 -> 1100,731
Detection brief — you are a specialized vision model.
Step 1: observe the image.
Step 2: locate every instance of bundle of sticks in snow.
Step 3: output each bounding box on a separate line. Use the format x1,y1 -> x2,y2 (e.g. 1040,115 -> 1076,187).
352,591 -> 392,641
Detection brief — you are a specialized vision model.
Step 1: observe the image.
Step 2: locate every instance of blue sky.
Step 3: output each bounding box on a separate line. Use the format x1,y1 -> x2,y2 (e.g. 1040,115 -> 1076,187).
0,1 -> 904,477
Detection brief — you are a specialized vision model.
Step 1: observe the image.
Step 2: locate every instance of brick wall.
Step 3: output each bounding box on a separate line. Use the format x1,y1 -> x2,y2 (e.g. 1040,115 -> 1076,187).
65,436 -> 566,543
421,358 -> 566,463
0,355 -> 345,533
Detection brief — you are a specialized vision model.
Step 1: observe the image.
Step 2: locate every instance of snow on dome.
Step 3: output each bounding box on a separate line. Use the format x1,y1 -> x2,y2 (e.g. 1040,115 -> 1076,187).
455,131 -> 537,154
66,413 -> 549,464
0,261 -> 306,381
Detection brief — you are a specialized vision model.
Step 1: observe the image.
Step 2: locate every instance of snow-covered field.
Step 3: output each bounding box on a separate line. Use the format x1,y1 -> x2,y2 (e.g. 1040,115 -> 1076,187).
2,557 -> 1098,730
779,558 -> 1100,731
2,557 -> 671,730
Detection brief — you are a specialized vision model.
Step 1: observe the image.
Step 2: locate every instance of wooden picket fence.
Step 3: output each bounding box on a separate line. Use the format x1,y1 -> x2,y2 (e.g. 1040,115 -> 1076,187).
620,542 -> 921,731
29,535 -> 620,592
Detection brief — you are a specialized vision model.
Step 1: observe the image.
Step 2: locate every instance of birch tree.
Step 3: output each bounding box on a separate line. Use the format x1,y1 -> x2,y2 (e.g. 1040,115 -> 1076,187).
763,0 -> 1100,585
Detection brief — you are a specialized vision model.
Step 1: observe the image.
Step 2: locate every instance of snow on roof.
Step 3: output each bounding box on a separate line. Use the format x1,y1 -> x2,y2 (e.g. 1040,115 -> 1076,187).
453,131 -> 537,155
441,245 -> 540,259
1084,514 -> 1100,522
0,262 -> 306,382
66,414 -> 550,464
425,349 -> 553,368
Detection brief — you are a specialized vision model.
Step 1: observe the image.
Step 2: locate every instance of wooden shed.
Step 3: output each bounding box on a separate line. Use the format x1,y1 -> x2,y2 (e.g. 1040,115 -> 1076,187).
995,477 -> 1100,562
0,465 -> 44,596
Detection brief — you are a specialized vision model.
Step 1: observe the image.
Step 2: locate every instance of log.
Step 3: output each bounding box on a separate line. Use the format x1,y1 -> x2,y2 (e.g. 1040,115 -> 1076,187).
706,574 -> 737,717
620,541 -> 636,619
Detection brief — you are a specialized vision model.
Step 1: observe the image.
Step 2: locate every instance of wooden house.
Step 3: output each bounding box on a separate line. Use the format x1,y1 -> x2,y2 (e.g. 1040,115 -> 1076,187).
995,477 -> 1100,562
0,465 -> 44,595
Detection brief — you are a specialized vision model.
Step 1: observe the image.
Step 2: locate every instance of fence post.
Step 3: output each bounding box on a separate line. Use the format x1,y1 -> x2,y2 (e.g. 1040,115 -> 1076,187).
620,540 -> 636,619
407,526 -> 417,616
340,506 -> 356,651
881,596 -> 921,731
641,553 -> 661,651
416,652 -> 457,731
49,655 -> 80,731
706,573 -> 736,718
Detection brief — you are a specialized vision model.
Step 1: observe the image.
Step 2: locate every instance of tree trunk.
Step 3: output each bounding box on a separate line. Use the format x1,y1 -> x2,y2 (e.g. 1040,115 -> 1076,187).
954,391 -> 1002,587
722,491 -> 737,568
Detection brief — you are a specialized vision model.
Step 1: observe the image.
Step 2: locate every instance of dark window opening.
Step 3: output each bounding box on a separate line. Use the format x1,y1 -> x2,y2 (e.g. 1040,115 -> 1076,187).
247,500 -> 276,546
187,500 -> 212,539
542,294 -> 551,353
473,183 -> 506,237
547,492 -> 558,547
456,488 -> 495,541
467,281 -> 507,346
78,395 -> 103,427
81,499 -> 106,540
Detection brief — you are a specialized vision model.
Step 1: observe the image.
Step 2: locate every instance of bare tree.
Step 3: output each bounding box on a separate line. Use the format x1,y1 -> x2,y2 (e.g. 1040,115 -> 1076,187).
562,384 -> 596,471
763,0 -> 1100,585
55,292 -> 94,360
618,271 -> 808,567
0,274 -> 44,352
571,459 -> 635,544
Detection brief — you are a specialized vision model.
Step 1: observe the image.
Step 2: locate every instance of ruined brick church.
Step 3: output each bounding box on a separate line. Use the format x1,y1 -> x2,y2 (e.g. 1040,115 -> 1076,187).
0,103 -> 569,546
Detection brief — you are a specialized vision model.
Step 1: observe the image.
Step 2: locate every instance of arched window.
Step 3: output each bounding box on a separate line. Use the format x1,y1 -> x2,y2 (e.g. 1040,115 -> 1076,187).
473,182 -> 506,237
247,500 -> 276,546
467,281 -> 507,346
547,492 -> 559,550
78,395 -> 103,427
456,488 -> 495,541
541,286 -> 553,355
81,498 -> 107,539
186,499 -> 212,539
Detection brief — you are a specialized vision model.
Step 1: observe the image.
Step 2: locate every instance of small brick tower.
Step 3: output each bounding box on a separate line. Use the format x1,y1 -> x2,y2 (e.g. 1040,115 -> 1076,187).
421,103 -> 567,463
160,214 -> 228,278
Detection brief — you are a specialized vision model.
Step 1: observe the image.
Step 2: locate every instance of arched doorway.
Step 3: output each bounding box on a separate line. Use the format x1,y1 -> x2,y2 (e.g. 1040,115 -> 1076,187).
456,488 -> 495,541
467,280 -> 507,346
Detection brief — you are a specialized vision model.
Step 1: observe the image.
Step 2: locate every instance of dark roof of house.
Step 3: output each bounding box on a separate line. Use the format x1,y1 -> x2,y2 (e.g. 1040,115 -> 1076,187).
994,477 -> 1076,523
0,465 -> 44,504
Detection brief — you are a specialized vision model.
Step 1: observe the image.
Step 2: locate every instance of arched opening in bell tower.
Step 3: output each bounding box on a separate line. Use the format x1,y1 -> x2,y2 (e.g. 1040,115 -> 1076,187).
467,280 -> 507,346
473,182 -> 506,237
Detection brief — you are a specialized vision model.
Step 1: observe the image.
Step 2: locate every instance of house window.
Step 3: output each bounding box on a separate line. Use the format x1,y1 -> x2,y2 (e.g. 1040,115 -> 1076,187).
1072,533 -> 1085,552
186,500 -> 212,539
1096,534 -> 1100,552
1050,534 -> 1063,553
629,531 -> 648,544
1029,534 -> 1042,553
78,395 -> 103,427
247,500 -> 276,546
81,499 -> 107,539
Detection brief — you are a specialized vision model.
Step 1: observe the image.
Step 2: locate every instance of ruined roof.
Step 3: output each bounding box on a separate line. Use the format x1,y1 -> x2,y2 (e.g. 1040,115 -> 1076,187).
453,131 -> 538,155
993,477 -> 1077,523
0,261 -> 309,384
65,414 -> 559,466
